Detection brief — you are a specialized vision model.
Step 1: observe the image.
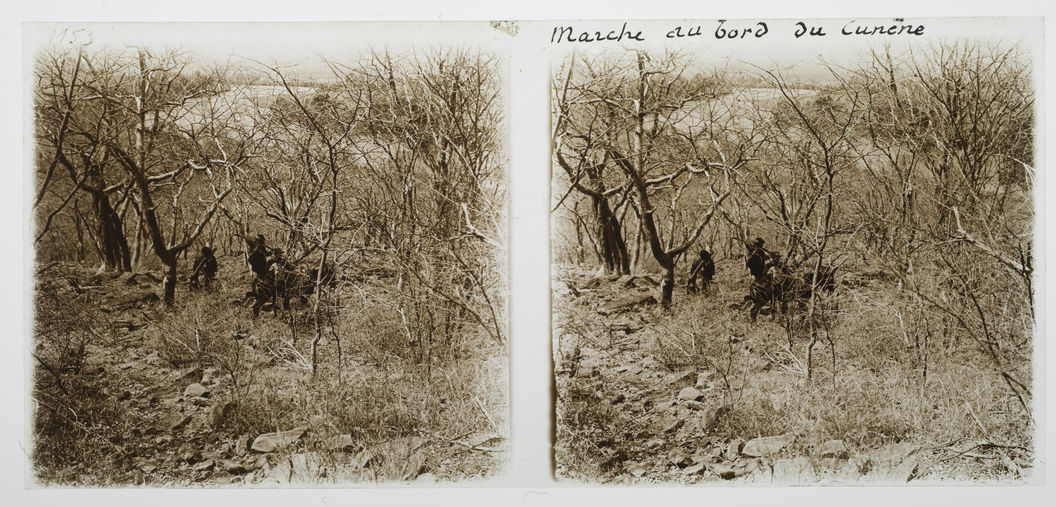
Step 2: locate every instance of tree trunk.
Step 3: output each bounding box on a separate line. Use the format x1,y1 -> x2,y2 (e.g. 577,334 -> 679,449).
593,195 -> 630,274
162,259 -> 178,306
92,190 -> 131,272
661,263 -> 675,308
72,201 -> 86,262
131,211 -> 143,269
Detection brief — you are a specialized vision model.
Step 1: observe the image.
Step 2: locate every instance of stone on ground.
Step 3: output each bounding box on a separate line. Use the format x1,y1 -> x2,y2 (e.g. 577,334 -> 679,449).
712,464 -> 737,480
323,433 -> 356,452
251,427 -> 308,453
741,433 -> 796,457
597,294 -> 656,315
818,439 -> 849,459
169,414 -> 192,431
184,383 -> 210,398
677,386 -> 703,401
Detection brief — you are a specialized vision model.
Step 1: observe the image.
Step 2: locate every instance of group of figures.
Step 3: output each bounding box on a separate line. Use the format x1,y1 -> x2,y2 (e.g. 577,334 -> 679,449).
185,234 -> 334,317
743,238 -> 836,321
683,238 -> 836,322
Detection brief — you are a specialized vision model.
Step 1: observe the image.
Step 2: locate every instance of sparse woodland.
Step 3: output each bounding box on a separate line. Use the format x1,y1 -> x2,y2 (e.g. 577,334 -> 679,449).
552,44 -> 1034,483
32,42 -> 507,485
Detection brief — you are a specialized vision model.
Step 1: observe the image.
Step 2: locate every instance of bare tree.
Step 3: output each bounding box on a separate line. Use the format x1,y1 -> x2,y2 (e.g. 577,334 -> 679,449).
34,45 -> 134,272
753,69 -> 865,381
35,46 -> 257,305
554,51 -> 755,306
856,42 -> 1035,413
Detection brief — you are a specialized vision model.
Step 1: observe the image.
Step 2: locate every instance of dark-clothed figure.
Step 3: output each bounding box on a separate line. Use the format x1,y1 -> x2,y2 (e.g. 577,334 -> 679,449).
245,235 -> 277,316
745,238 -> 776,322
190,246 -> 218,289
745,238 -> 769,281
247,234 -> 271,278
687,249 -> 716,294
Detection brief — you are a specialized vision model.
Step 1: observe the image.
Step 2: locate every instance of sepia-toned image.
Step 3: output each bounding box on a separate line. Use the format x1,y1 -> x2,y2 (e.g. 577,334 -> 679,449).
551,18 -> 1040,484
28,22 -> 508,486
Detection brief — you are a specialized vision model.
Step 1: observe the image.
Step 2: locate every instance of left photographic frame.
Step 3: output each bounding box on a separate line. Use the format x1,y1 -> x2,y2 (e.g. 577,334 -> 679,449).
25,21 -> 510,487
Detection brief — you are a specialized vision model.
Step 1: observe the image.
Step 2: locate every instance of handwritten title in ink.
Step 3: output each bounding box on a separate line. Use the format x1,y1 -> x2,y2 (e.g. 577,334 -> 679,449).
550,19 -> 926,44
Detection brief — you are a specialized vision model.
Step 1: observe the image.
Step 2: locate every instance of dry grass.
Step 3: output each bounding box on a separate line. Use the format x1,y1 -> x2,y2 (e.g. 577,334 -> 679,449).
553,259 -> 1033,483
31,260 -> 507,486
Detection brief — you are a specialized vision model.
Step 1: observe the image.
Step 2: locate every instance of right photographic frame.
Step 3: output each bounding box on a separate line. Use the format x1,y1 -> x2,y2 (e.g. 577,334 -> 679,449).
550,17 -> 1041,484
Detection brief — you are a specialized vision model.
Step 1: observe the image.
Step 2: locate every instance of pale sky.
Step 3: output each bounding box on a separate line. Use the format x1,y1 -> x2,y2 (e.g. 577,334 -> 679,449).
545,17 -> 1043,83
25,18 -> 1043,82
24,22 -> 515,79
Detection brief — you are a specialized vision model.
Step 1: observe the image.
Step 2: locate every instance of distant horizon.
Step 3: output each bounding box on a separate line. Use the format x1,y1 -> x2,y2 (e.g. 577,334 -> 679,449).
25,18 -> 1042,83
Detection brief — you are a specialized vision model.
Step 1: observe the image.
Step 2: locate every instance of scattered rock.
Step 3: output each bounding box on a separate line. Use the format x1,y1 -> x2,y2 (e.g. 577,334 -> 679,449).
608,316 -> 644,334
209,401 -> 238,429
132,457 -> 157,474
846,457 -> 873,477
771,457 -> 818,482
677,386 -> 703,401
704,405 -> 731,431
695,371 -> 716,388
184,383 -> 210,398
181,449 -> 203,463
233,435 -> 251,456
683,463 -> 706,476
121,271 -> 161,285
350,448 -> 374,469
742,433 -> 796,457
627,462 -> 648,477
248,455 -> 269,471
661,416 -> 685,434
665,371 -> 696,385
682,400 -> 706,411
177,367 -> 204,384
169,414 -> 192,431
818,439 -> 849,459
691,446 -> 719,464
727,438 -> 745,458
597,294 -> 656,315
251,427 -> 307,453
192,459 -> 215,472
888,458 -> 918,483
403,451 -> 428,480
323,434 -> 356,452
668,448 -> 692,468
875,442 -> 919,463
599,449 -> 628,472
462,432 -> 504,449
212,473 -> 237,485
712,464 -> 737,480
217,459 -> 248,475
623,275 -> 659,289
201,368 -> 221,385
582,274 -> 619,289
645,438 -> 665,450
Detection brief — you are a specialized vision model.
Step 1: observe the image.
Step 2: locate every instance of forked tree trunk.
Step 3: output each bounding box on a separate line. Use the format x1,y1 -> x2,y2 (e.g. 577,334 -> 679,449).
593,195 -> 630,275
92,190 -> 131,272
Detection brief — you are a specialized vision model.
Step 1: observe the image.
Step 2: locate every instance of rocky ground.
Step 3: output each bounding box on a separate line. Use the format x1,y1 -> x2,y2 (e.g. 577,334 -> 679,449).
31,261 -> 508,486
552,263 -> 1033,484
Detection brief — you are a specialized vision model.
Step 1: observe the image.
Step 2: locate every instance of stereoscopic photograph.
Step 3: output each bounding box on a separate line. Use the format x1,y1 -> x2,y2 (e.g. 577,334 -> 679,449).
551,18 -> 1040,484
28,22 -> 509,486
